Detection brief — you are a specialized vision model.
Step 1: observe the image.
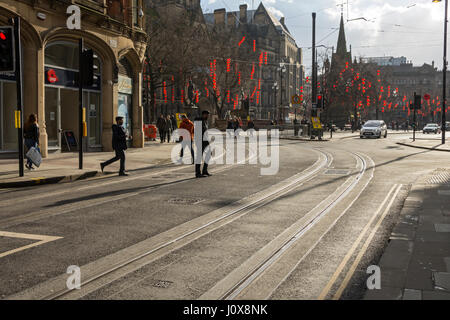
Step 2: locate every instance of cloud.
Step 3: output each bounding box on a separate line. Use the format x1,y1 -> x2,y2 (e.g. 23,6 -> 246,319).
201,0 -> 447,70
267,6 -> 284,19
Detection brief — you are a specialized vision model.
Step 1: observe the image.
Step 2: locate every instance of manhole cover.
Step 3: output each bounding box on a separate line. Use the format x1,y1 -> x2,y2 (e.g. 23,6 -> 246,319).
168,198 -> 204,205
424,169 -> 450,185
324,169 -> 350,175
152,280 -> 173,288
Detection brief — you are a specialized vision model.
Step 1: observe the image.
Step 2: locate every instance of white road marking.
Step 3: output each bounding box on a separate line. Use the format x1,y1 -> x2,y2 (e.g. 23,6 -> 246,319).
0,231 -> 62,259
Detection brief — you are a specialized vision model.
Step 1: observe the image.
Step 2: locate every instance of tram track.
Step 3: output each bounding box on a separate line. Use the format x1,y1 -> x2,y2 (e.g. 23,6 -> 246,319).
7,147 -> 332,300
200,151 -> 374,300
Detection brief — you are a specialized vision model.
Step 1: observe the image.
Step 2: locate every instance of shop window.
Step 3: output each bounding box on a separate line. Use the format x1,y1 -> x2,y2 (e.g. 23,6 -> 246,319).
1,82 -> 18,150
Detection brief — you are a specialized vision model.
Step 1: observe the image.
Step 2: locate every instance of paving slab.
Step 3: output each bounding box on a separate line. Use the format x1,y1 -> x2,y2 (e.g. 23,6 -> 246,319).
0,142 -> 177,188
364,169 -> 450,300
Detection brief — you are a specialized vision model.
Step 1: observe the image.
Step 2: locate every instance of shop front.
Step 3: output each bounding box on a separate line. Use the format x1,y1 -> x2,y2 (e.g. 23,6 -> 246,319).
0,73 -> 17,153
117,58 -> 134,147
44,41 -> 102,152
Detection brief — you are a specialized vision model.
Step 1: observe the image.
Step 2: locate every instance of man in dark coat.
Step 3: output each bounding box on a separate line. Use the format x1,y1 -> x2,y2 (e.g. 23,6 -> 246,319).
194,110 -> 211,178
171,114 -> 178,131
156,114 -> 167,143
101,116 -> 128,176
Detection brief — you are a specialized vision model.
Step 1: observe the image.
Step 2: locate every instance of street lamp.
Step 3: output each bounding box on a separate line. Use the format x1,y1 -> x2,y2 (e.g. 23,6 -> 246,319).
272,81 -> 279,121
277,63 -> 287,122
433,0 -> 448,144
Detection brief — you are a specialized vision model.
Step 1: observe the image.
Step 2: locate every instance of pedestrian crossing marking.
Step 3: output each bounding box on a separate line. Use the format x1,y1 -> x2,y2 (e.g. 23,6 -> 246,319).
0,231 -> 62,259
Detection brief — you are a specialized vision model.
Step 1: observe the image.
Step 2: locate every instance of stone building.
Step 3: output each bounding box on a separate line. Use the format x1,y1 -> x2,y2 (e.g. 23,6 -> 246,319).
204,3 -> 304,121
0,0 -> 147,157
375,61 -> 450,124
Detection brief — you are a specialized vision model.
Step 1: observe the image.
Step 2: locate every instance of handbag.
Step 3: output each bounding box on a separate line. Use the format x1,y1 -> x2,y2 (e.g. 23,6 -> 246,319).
26,146 -> 42,167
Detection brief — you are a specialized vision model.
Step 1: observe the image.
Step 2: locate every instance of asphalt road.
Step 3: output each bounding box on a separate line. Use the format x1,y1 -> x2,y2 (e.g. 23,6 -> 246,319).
1,132 -> 449,300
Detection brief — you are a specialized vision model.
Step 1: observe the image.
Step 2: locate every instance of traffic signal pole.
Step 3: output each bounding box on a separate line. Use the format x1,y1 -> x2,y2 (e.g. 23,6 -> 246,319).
14,17 -> 24,177
78,38 -> 83,170
413,92 -> 417,142
312,13 -> 317,108
442,0 -> 448,144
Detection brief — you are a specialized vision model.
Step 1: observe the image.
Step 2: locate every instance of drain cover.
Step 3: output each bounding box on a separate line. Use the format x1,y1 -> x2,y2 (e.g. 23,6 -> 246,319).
168,198 -> 204,205
152,280 -> 173,288
324,169 -> 350,175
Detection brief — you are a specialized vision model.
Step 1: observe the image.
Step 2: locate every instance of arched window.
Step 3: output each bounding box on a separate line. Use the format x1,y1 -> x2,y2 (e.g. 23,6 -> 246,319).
45,41 -> 101,72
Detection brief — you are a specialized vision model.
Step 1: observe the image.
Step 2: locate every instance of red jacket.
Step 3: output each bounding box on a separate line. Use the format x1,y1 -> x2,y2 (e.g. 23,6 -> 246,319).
179,118 -> 194,140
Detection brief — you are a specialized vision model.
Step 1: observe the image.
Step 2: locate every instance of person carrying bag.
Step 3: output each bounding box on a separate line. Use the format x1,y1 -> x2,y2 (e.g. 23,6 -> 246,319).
23,114 -> 41,170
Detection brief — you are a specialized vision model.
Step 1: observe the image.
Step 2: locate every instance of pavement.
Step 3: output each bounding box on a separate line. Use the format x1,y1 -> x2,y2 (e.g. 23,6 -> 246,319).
395,131 -> 450,152
365,168 -> 450,300
0,141 -> 176,188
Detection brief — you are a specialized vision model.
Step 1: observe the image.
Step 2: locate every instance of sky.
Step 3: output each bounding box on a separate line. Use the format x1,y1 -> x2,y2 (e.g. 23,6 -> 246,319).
201,0 -> 447,74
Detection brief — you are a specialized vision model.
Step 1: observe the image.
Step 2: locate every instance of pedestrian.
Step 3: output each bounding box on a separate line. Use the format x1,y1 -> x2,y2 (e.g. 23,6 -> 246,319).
23,114 -> 40,170
247,118 -> 255,137
171,114 -> 178,131
166,114 -> 173,142
234,117 -> 241,139
100,116 -> 129,176
156,114 -> 166,143
194,110 -> 211,178
179,115 -> 195,164
226,118 -> 234,138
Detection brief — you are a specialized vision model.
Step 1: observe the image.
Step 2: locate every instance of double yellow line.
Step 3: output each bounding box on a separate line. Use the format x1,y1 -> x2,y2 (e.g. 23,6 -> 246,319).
318,184 -> 403,300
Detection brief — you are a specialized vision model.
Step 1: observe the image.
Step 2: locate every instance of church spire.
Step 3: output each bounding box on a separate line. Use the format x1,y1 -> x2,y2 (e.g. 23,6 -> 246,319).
336,14 -> 347,56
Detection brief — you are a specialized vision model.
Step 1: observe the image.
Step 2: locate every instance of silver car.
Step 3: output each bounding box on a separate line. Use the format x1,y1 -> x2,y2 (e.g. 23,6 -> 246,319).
360,120 -> 388,139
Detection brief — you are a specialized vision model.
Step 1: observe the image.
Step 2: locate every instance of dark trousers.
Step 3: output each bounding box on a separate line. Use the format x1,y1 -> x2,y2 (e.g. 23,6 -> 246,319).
102,149 -> 125,173
166,130 -> 171,143
195,144 -> 211,175
159,129 -> 165,142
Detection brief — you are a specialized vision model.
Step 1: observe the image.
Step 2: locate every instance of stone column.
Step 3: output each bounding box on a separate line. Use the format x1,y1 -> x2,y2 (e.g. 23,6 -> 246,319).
102,59 -> 115,152
132,70 -> 144,148
32,44 -> 48,157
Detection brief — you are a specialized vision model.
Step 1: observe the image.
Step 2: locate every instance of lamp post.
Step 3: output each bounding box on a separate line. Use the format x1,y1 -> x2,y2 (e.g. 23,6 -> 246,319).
272,81 -> 279,121
278,63 -> 286,122
433,0 -> 448,144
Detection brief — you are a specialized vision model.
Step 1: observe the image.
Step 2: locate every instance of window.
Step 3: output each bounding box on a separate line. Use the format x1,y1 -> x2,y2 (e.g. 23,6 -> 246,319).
45,41 -> 100,72
132,0 -> 139,27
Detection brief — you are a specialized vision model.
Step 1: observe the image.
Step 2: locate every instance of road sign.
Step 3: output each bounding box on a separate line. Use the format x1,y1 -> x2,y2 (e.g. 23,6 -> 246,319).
291,94 -> 301,105
311,117 -> 322,129
424,94 -> 431,101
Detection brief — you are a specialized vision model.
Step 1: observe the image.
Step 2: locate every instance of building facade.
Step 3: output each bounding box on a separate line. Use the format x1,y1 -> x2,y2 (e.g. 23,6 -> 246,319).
204,3 -> 304,121
0,0 -> 147,157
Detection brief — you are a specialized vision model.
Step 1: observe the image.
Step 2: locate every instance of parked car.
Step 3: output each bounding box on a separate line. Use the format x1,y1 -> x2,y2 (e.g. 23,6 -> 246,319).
343,124 -> 352,131
423,123 -> 441,134
360,120 -> 388,139
446,121 -> 450,131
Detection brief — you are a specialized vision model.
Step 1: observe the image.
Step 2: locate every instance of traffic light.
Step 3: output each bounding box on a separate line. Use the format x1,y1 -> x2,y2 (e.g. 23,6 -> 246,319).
414,94 -> 422,110
81,49 -> 98,86
317,94 -> 324,109
0,26 -> 15,73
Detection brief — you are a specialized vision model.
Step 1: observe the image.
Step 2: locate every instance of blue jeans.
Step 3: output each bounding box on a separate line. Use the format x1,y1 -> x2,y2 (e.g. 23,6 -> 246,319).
25,138 -> 39,167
